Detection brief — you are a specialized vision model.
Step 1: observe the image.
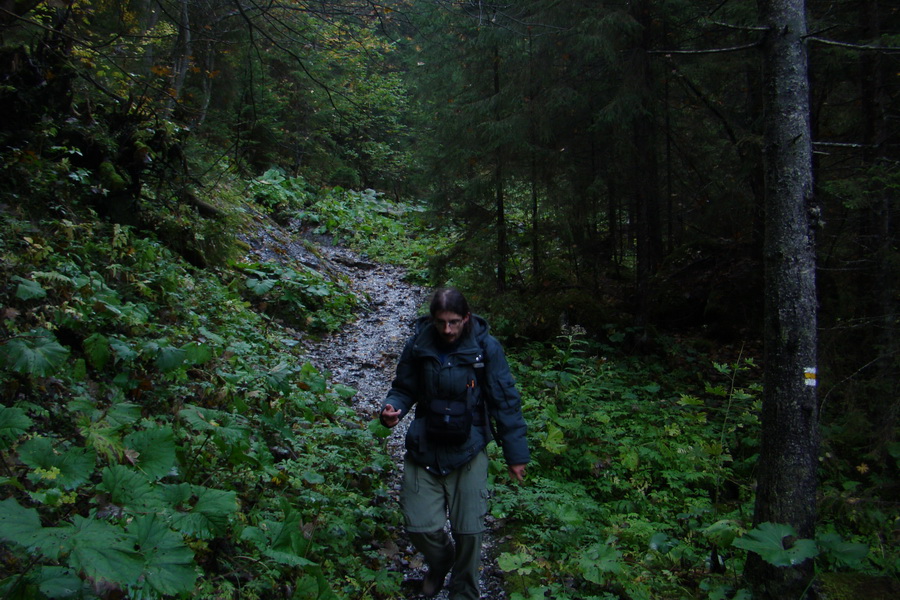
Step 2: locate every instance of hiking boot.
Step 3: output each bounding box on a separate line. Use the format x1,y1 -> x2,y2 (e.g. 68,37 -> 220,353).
421,563 -> 451,598
409,530 -> 455,598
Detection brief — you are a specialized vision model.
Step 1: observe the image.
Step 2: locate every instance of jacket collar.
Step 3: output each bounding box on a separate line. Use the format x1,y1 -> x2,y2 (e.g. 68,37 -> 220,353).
412,315 -> 483,359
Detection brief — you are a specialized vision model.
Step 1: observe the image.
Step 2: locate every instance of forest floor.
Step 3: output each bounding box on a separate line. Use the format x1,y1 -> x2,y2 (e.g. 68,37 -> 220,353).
243,218 -> 510,598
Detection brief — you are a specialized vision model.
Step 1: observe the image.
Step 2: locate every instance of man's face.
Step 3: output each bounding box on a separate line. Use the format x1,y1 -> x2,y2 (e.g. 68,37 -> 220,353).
433,310 -> 469,345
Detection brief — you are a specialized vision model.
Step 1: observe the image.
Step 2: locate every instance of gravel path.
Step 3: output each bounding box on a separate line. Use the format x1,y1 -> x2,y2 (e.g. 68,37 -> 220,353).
302,243 -> 510,600
242,219 -> 509,598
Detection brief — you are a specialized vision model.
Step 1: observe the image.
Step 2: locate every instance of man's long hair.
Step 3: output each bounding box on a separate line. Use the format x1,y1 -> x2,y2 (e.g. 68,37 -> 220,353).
429,288 -> 473,336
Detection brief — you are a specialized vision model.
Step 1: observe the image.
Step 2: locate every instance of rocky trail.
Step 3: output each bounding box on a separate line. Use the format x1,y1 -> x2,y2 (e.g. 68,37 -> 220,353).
242,218 -> 509,599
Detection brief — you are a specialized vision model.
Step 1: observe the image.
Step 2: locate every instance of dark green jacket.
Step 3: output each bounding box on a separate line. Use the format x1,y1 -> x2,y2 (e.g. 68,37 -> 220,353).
383,314 -> 530,475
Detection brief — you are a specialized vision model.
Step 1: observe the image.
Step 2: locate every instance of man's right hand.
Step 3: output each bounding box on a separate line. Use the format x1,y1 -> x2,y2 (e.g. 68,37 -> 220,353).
380,404 -> 401,428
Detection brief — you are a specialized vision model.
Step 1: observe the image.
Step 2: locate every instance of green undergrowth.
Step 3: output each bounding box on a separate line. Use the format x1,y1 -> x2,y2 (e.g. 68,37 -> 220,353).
248,169 -> 446,284
1,188 -> 895,599
0,214 -> 404,599
488,329 -> 898,599
234,260 -> 358,333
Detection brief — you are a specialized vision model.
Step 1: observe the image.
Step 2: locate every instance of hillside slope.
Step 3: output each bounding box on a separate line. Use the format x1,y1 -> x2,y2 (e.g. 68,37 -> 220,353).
0,195 -> 426,599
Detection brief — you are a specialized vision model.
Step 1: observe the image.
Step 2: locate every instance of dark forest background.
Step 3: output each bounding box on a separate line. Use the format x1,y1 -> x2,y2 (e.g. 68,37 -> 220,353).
0,2 -> 897,599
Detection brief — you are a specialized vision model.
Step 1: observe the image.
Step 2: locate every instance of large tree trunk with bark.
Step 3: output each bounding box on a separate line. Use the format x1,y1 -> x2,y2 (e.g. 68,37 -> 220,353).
745,0 -> 819,598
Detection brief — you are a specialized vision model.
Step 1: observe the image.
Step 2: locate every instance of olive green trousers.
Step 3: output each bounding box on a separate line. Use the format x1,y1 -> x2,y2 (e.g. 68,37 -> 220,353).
401,451 -> 489,600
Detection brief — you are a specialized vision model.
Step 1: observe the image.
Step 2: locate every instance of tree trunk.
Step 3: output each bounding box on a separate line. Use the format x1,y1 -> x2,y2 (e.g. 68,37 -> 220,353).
528,31 -> 540,281
139,0 -> 161,76
167,0 -> 192,113
493,45 -> 507,292
194,40 -> 215,127
496,158 -> 507,292
629,0 -> 662,329
859,0 -> 898,450
745,0 -> 819,598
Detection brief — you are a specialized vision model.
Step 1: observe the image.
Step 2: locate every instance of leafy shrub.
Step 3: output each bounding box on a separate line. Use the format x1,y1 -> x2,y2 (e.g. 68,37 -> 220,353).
0,215 -> 401,600
236,260 -> 358,332
246,171 -> 445,284
489,330 -> 895,599
247,168 -> 316,215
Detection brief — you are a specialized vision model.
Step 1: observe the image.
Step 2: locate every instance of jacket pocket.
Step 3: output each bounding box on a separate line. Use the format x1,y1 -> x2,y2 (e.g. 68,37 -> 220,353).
405,418 -> 425,453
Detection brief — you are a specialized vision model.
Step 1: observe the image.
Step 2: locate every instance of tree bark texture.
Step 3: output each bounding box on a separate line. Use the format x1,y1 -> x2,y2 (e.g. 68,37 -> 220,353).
746,0 -> 819,598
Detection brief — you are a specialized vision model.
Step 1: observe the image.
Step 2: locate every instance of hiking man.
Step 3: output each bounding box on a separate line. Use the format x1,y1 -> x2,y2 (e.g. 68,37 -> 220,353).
380,287 -> 529,599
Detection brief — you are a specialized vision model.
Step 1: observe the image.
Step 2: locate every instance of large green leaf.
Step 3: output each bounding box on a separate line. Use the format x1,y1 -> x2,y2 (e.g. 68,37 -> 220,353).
156,344 -> 187,372
178,404 -> 218,432
267,500 -> 307,553
246,276 -> 277,295
83,333 -> 110,369
63,516 -> 143,586
108,336 -> 138,363
37,566 -> 84,599
704,519 -> 741,548
0,406 -> 32,446
127,513 -> 198,597
0,329 -> 69,376
3,501 -> 144,586
541,423 -> 567,454
125,426 -> 176,480
294,565 -> 340,600
18,437 -> 97,489
183,340 -> 213,365
264,548 -> 316,567
13,276 -> 46,300
0,498 -> 43,549
96,465 -> 157,511
648,531 -> 677,554
578,540 -> 623,585
732,522 -> 819,567
242,502 -> 314,568
497,550 -> 534,575
162,483 -> 237,538
104,402 -> 142,429
179,404 -> 251,451
368,417 -> 391,439
817,532 -> 869,568
0,499 -> 78,562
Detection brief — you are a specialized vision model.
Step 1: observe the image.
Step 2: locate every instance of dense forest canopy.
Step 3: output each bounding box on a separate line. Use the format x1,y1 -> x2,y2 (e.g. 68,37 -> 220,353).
0,1 -> 897,599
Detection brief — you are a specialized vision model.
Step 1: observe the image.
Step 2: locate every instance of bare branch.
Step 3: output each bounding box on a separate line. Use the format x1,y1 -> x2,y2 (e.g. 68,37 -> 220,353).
812,141 -> 872,149
807,35 -> 900,54
649,41 -> 761,55
707,19 -> 768,32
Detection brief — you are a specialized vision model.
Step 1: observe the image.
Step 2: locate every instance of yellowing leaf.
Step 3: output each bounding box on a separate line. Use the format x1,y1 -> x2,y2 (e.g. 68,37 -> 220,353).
542,424 -> 567,454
